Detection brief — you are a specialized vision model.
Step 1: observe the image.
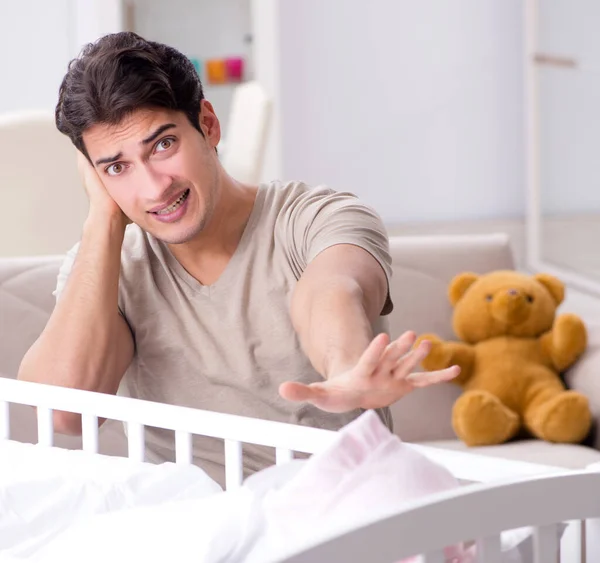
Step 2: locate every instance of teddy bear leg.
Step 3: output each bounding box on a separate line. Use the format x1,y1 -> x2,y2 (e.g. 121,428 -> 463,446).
524,390 -> 592,443
452,390 -> 520,446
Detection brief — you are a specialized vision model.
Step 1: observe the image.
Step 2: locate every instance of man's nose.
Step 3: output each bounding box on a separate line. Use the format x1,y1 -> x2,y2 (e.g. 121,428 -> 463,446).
139,164 -> 172,202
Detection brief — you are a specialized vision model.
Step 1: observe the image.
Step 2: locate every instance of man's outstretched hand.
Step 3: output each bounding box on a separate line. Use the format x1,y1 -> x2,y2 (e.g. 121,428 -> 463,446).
279,331 -> 460,413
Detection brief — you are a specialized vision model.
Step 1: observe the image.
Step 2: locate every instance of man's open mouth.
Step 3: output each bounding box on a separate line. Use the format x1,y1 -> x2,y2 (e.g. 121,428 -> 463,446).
152,189 -> 190,215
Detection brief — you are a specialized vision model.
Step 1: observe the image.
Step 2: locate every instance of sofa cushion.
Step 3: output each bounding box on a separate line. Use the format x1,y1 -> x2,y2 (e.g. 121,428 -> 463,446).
564,322 -> 600,450
420,438 -> 600,469
0,256 -> 63,378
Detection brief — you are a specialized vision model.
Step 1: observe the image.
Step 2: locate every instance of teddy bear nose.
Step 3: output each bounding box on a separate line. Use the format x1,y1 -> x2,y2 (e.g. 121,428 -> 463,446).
491,288 -> 530,324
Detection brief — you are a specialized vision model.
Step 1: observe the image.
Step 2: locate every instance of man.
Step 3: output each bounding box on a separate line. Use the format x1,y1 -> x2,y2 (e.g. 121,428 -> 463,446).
18,32 -> 458,485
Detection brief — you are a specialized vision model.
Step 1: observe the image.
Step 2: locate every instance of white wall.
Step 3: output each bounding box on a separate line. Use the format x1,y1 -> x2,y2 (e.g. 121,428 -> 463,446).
0,0 -> 72,114
0,0 -> 125,115
262,0 -> 525,224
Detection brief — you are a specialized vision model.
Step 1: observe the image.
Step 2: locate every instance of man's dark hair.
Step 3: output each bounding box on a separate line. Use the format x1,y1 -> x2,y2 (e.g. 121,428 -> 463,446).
55,32 -> 205,157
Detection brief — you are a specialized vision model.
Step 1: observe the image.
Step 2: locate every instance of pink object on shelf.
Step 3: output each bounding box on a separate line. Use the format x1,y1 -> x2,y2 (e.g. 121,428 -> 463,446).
225,57 -> 244,82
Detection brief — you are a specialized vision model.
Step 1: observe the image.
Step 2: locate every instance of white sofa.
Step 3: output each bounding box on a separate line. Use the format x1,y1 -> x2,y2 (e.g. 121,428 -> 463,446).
2,234 -> 600,467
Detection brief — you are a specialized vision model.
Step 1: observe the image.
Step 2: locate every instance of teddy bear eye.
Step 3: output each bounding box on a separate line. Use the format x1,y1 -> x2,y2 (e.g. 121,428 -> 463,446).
526,295 -> 534,303
485,295 -> 493,302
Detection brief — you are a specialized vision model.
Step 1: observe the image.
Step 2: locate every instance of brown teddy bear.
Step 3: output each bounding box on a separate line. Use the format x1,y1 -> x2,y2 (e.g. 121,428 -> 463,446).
416,270 -> 591,447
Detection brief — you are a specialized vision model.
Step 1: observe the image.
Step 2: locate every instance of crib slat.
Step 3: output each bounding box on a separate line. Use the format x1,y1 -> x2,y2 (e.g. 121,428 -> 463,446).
560,520 -> 583,563
0,401 -> 9,439
127,421 -> 145,462
533,524 -> 559,563
175,430 -> 192,465
225,439 -> 243,490
422,549 -> 444,563
37,407 -> 53,446
276,447 -> 293,465
81,414 -> 99,453
585,518 -> 600,562
477,534 -> 502,562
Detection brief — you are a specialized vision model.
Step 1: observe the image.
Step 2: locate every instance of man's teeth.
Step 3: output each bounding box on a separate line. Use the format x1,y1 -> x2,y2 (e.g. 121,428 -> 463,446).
156,191 -> 189,215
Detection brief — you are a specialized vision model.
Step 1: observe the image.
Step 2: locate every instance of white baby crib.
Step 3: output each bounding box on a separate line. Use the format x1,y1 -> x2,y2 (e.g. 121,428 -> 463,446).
1,376 -> 599,562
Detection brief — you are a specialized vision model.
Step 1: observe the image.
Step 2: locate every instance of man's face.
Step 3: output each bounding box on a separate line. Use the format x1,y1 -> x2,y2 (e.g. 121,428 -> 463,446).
82,103 -> 221,244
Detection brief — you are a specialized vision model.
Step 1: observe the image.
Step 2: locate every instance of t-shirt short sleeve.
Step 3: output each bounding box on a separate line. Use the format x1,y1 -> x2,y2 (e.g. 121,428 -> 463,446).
281,185 -> 394,315
52,242 -> 80,302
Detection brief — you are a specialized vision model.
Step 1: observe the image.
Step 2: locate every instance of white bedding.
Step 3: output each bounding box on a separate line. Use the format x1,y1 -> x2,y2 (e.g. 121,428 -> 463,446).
0,412 -> 563,563
0,439 -> 222,558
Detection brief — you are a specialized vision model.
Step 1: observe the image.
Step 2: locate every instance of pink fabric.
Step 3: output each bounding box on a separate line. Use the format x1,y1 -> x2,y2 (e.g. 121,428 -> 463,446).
243,410 -> 472,562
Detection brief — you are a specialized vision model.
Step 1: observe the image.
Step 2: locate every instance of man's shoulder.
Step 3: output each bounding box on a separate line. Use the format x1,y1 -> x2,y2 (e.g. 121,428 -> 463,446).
121,223 -> 154,259
266,179 -> 340,203
265,180 -> 363,221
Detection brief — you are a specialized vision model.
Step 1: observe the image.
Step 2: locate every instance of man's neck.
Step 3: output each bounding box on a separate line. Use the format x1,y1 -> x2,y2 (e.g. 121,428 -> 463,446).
167,174 -> 258,285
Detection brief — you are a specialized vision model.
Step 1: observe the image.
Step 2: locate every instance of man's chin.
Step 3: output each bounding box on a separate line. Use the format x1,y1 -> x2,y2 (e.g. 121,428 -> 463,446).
141,221 -> 205,245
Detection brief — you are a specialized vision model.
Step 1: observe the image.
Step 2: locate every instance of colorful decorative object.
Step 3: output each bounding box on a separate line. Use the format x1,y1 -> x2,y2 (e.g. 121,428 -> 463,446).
206,59 -> 227,84
225,57 -> 244,82
190,57 -> 202,78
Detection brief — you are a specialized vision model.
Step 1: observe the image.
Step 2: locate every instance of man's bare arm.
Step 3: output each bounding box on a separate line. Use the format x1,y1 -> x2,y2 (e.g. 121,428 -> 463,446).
17,155 -> 133,435
289,244 -> 387,380
281,244 -> 459,412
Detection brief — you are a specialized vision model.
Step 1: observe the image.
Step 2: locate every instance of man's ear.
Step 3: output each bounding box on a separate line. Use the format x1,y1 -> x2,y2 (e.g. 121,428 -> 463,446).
199,99 -> 221,147
449,273 -> 479,306
534,273 -> 565,305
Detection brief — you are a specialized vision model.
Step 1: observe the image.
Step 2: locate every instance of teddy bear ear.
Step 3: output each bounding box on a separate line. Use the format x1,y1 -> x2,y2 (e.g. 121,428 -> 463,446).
448,272 -> 479,306
534,273 -> 565,305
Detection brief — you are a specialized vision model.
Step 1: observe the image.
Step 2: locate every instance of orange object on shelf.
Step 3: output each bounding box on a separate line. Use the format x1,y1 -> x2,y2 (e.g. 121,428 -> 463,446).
206,59 -> 227,84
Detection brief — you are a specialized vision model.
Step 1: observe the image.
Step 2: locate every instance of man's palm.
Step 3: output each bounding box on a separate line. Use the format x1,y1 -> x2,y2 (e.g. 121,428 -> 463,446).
279,331 -> 460,412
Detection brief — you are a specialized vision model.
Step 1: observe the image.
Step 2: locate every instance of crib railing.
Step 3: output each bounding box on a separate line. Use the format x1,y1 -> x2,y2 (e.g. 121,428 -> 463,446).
0,377 -> 337,490
2,377 -> 596,562
280,470 -> 600,563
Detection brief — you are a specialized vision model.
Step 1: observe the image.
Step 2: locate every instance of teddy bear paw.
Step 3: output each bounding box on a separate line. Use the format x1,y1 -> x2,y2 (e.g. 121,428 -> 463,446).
527,391 -> 591,443
452,390 -> 520,446
415,333 -> 451,371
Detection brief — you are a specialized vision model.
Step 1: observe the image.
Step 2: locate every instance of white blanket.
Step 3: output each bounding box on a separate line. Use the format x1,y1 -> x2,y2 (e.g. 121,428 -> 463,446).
0,440 -> 221,558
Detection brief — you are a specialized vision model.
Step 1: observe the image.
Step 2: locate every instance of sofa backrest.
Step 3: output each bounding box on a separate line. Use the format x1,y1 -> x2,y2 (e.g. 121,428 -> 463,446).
0,232 -> 517,448
386,233 -> 516,441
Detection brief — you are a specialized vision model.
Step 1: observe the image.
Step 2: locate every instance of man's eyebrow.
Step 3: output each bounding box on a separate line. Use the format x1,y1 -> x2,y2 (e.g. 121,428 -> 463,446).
92,123 -> 177,166
95,152 -> 123,166
142,123 -> 177,145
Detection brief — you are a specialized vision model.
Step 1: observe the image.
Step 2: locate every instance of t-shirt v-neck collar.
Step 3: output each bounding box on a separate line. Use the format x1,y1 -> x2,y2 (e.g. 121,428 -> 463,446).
160,183 -> 267,297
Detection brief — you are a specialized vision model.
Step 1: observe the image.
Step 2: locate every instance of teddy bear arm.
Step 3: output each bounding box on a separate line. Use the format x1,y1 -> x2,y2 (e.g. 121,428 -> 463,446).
444,342 -> 476,385
417,333 -> 475,384
540,313 -> 587,372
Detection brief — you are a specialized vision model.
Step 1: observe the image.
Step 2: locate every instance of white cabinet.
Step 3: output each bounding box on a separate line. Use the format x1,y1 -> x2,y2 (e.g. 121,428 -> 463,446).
127,0 -> 252,134
525,0 -> 600,295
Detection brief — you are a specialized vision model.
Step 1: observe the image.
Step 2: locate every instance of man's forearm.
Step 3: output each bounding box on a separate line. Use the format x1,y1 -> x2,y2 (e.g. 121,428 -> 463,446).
292,277 -> 377,379
18,214 -> 128,391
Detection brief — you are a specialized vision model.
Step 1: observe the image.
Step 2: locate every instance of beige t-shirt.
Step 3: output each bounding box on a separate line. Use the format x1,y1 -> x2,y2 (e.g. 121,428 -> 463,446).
55,180 -> 394,486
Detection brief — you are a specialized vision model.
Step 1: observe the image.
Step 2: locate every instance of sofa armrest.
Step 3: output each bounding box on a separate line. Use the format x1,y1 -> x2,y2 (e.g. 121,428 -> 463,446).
564,322 -> 600,450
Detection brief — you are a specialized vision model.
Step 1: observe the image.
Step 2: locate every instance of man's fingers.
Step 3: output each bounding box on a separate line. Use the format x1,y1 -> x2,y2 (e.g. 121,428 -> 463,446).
356,333 -> 390,376
405,365 -> 461,388
393,338 -> 432,377
375,331 -> 416,374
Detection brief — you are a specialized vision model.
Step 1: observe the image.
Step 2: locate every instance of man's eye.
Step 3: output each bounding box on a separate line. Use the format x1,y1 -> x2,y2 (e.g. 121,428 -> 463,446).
106,163 -> 125,176
156,138 -> 174,152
